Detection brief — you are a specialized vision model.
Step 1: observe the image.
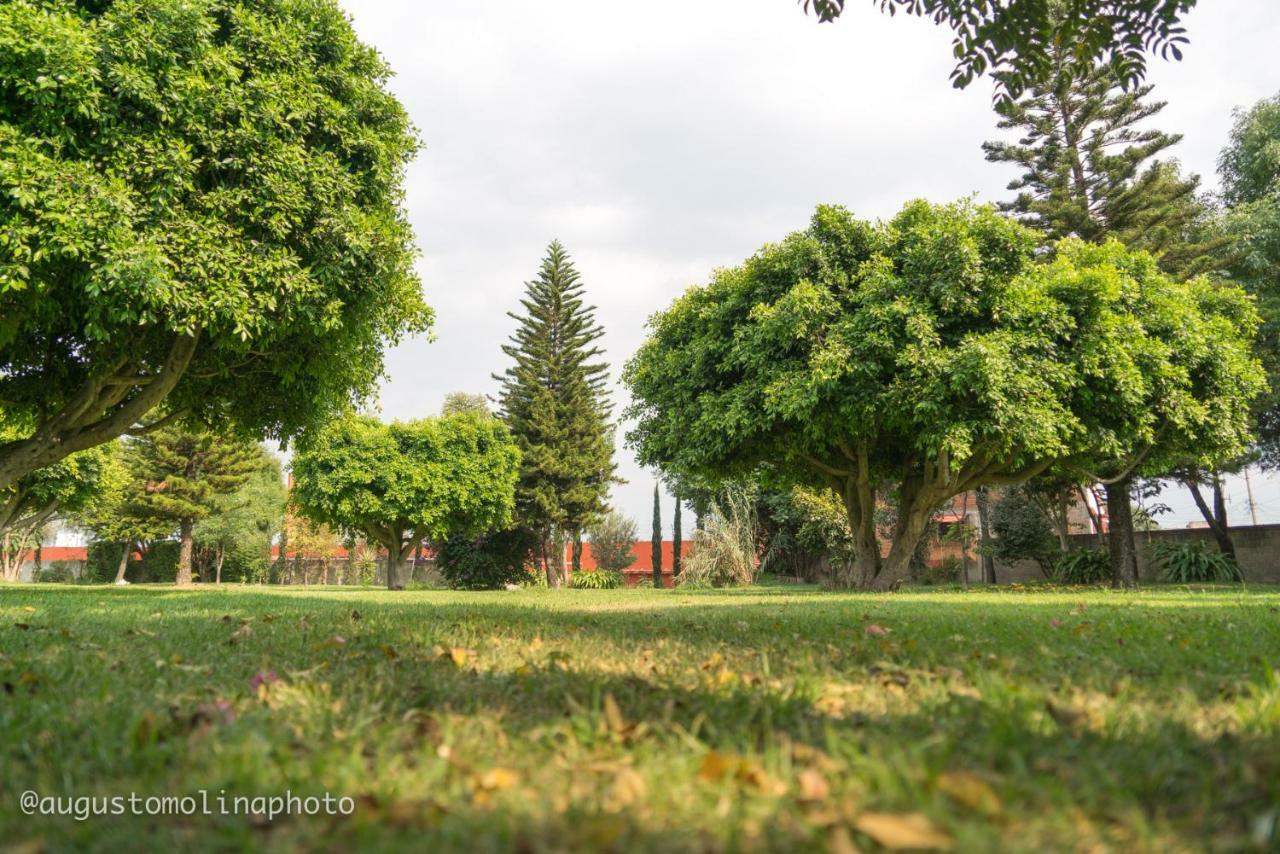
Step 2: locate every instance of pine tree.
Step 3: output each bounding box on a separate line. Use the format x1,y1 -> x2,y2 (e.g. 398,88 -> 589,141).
495,241 -> 616,587
983,47 -> 1220,279
129,426 -> 264,586
651,482 -> 662,588
983,45 -> 1224,586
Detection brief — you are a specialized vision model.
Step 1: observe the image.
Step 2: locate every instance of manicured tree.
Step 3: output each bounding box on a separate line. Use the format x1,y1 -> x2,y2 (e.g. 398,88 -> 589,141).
0,0 -> 430,492
128,427 -> 265,586
495,241 -> 616,587
290,413 -> 520,591
651,483 -> 663,588
672,493 -> 683,578
193,450 -> 286,584
586,511 -> 638,572
801,0 -> 1194,104
625,200 -> 1263,588
72,442 -> 169,584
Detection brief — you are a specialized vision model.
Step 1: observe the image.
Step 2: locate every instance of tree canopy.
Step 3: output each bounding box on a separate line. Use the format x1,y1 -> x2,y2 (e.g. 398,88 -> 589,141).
290,412 -> 521,589
0,0 -> 430,491
625,200 -> 1262,588
801,0 -> 1195,102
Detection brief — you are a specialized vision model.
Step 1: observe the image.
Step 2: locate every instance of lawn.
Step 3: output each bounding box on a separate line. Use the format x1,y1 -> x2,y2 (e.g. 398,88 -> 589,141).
1,583 -> 1278,852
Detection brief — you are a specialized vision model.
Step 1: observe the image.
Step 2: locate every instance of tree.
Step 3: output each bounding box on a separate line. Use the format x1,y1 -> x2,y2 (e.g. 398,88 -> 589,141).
128,427 -> 265,586
672,493 -> 683,578
984,48 -> 1232,582
586,510 -> 638,572
0,0 -> 431,492
1219,93 -> 1280,469
442,393 -> 492,417
625,200 -> 1263,588
801,0 -> 1194,103
651,483 -> 663,587
290,412 -> 520,590
494,241 -> 616,587
193,450 -> 286,584
988,486 -> 1060,577
1,438 -> 109,581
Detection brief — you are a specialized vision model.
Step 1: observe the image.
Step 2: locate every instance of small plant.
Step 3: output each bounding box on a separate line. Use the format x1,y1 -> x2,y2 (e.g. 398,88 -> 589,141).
678,487 -> 759,588
1053,548 -> 1110,584
1151,541 -> 1243,583
570,569 -> 624,589
922,555 -> 963,586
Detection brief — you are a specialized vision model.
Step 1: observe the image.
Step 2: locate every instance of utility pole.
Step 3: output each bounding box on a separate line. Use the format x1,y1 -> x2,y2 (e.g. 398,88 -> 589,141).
1243,465 -> 1260,526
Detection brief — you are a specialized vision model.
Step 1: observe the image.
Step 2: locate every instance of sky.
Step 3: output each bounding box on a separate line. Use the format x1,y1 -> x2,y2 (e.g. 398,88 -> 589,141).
337,0 -> 1280,535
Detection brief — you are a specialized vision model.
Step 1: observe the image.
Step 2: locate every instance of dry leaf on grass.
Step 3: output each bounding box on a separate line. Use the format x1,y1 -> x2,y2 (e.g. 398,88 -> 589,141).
854,812 -> 953,851
936,770 -> 1001,815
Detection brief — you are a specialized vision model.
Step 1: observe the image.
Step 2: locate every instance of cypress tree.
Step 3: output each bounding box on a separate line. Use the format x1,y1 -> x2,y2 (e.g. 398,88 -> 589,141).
651,483 -> 662,588
129,426 -> 264,586
983,44 -> 1223,587
672,492 -> 682,578
496,241 -> 616,587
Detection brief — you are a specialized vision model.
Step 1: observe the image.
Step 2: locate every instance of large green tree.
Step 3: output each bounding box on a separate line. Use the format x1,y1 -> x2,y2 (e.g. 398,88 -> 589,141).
0,0 -> 430,491
625,200 -> 1262,588
1219,92 -> 1280,469
128,426 -> 265,585
495,241 -> 616,587
290,412 -> 521,590
193,449 -> 286,583
72,440 -> 171,584
801,0 -> 1194,103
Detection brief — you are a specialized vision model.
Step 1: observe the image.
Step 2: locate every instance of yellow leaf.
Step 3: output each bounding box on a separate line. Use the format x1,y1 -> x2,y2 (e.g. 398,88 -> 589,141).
697,751 -> 738,783
477,767 -> 519,791
936,771 -> 1001,815
449,647 -> 470,667
797,768 -> 830,802
602,693 -> 626,734
854,812 -> 953,851
528,637 -> 543,652
21,606 -> 36,613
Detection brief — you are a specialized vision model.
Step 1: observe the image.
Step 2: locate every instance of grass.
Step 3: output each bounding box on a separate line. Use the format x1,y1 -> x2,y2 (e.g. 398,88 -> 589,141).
1,582 -> 1278,852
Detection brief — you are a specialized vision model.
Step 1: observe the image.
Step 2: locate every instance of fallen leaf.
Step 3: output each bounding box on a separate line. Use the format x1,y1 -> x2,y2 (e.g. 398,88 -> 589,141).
697,751 -> 738,783
13,623 -> 30,631
21,606 -> 36,613
797,768 -> 830,802
864,624 -> 891,637
476,767 -> 519,791
228,623 -> 252,644
854,812 -> 953,851
602,693 -> 626,734
936,770 -> 1001,815
449,647 -> 470,667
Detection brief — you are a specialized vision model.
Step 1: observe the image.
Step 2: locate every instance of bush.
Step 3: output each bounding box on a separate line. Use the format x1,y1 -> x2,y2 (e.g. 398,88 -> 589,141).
140,541 -> 181,583
989,487 -> 1061,576
570,569 -> 624,589
1152,541 -> 1243,583
679,488 -> 759,588
586,511 -> 638,572
1054,548 -> 1110,584
33,561 -> 78,583
922,555 -> 963,586
437,528 -> 538,590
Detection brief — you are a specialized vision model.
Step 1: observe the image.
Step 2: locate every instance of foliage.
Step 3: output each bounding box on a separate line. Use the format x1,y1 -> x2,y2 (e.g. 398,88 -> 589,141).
495,241 -> 616,583
1054,548 -> 1111,584
678,488 -> 759,588
32,560 -> 77,584
760,485 -> 854,582
1218,92 -> 1280,468
651,483 -> 662,586
922,555 -> 964,586
437,528 -> 538,591
441,393 -> 492,418
193,450 -> 286,582
625,199 -> 1263,589
983,48 -> 1221,279
988,487 -> 1061,576
291,412 -> 520,589
801,0 -> 1195,103
569,569 -> 624,590
5,585 -> 1277,850
586,510 -> 638,572
1151,540 -> 1243,583
0,0 -> 430,491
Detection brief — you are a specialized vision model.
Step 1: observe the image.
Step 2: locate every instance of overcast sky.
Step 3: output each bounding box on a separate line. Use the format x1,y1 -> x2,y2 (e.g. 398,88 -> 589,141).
339,0 -> 1280,534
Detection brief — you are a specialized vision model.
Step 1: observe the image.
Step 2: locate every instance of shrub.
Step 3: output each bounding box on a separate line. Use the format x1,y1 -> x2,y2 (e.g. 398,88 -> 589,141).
1152,541 -> 1243,583
1054,548 -> 1110,584
679,488 -> 759,588
570,569 -> 624,589
989,487 -> 1061,576
922,555 -> 963,586
586,511 -> 638,572
34,561 -> 78,583
437,528 -> 538,590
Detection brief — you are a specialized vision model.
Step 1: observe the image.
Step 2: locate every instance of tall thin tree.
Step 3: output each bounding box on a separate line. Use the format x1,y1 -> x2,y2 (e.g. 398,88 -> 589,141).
651,483 -> 663,588
495,241 -> 617,587
672,492 -> 683,578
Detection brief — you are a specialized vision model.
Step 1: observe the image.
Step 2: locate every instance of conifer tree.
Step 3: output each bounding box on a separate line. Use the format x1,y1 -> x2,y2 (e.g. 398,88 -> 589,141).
983,44 -> 1225,585
672,493 -> 683,578
495,241 -> 616,587
129,426 -> 264,586
651,483 -> 662,588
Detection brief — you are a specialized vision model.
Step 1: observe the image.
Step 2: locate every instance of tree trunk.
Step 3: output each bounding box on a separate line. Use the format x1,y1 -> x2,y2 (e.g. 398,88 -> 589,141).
881,501 -> 936,589
215,546 -> 225,585
1185,473 -> 1236,559
976,487 -> 997,584
1105,479 -> 1139,588
114,542 -> 131,584
386,540 -> 405,591
175,518 -> 195,586
1053,490 -> 1071,551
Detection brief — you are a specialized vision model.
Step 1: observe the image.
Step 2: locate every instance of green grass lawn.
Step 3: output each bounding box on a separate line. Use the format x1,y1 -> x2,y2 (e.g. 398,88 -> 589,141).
1,583 -> 1278,852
